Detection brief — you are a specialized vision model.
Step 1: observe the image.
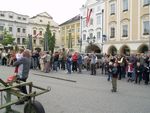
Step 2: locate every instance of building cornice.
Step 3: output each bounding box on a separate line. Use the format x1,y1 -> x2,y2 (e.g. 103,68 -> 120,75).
0,10 -> 29,17
0,19 -> 28,25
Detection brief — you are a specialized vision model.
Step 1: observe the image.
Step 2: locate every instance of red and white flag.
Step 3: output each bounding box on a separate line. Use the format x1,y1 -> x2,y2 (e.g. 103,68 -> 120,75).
34,33 -> 40,38
86,8 -> 92,27
86,8 -> 89,26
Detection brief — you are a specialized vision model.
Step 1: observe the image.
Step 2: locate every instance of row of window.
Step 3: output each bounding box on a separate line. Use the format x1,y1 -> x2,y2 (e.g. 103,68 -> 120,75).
82,32 -> 101,41
17,28 -> 26,33
82,14 -> 101,27
33,30 -> 43,36
17,37 -> 43,45
0,13 -> 27,20
0,26 -> 26,33
110,0 -> 150,15
82,21 -> 150,41
110,21 -> 150,38
17,38 -> 26,44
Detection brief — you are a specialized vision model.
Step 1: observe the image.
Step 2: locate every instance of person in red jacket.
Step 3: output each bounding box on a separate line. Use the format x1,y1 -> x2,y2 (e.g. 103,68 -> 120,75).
72,52 -> 78,72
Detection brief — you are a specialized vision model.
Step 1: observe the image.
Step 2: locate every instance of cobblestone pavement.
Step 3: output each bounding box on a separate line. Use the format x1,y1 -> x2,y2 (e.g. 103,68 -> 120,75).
0,65 -> 150,113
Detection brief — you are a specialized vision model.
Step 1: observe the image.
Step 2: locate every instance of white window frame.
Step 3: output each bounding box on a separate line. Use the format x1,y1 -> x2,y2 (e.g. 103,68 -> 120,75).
89,33 -> 93,39
0,26 -> 4,31
97,31 -> 101,39
17,28 -> 20,33
83,34 -> 86,40
143,0 -> 150,6
123,0 -> 128,12
9,27 -> 13,32
110,27 -> 115,38
143,21 -> 150,35
109,22 -> 116,40
90,18 -> 94,26
97,14 -> 101,25
122,25 -> 128,37
110,3 -> 115,15
83,19 -> 86,28
22,28 -> 26,33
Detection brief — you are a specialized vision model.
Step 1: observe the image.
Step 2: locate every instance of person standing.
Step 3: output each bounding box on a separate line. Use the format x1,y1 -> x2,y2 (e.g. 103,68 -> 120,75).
111,62 -> 118,92
61,48 -> 66,70
14,49 -> 31,104
45,52 -> 51,73
1,50 -> 7,66
53,52 -> 59,72
66,54 -> 72,74
107,61 -> 113,81
143,63 -> 149,85
135,62 -> 143,84
77,52 -> 83,73
72,52 -> 78,72
90,52 -> 97,75
127,61 -> 134,82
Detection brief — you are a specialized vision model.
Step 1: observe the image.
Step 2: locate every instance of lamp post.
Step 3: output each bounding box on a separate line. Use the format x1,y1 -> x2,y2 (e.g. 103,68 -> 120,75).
87,35 -> 96,44
27,34 -> 33,51
78,38 -> 82,52
68,29 -> 72,49
101,9 -> 104,54
87,35 -> 96,52
79,16 -> 83,52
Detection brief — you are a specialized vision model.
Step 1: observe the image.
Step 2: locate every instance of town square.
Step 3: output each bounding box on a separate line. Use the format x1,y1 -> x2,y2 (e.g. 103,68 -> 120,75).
0,0 -> 150,113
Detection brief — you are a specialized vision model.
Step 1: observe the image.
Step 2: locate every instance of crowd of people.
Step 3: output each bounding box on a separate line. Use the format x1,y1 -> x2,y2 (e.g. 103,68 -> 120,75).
0,48 -> 150,92
100,53 -> 150,92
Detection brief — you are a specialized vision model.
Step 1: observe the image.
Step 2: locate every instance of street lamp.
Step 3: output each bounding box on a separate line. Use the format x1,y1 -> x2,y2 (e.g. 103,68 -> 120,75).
78,38 -> 82,52
87,35 -> 96,53
79,16 -> 83,52
87,35 -> 96,45
101,9 -> 104,54
27,34 -> 33,51
68,29 -> 72,49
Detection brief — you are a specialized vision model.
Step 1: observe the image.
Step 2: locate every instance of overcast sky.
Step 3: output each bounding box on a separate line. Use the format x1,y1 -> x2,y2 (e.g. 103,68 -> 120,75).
0,0 -> 86,24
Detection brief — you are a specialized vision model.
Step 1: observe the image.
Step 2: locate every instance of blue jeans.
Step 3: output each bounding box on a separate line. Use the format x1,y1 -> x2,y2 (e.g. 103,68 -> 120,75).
108,73 -> 112,81
132,68 -> 135,81
67,63 -> 71,74
54,61 -> 58,71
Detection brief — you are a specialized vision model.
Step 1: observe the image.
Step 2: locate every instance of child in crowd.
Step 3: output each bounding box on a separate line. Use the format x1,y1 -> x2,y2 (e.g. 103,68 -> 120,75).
127,61 -> 134,82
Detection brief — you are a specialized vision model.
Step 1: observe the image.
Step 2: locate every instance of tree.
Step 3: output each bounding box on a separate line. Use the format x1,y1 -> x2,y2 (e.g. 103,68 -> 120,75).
44,24 -> 56,53
0,30 -> 15,46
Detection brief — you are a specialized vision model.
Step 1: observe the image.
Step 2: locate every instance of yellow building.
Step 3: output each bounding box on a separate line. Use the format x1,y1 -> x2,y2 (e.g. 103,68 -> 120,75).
60,15 -> 80,51
104,0 -> 150,55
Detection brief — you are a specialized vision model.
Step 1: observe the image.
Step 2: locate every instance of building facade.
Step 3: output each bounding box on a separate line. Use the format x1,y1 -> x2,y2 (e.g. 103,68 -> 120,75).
104,0 -> 150,55
0,11 -> 61,50
80,0 -> 105,53
29,12 -> 60,50
60,15 -> 80,51
0,11 -> 29,47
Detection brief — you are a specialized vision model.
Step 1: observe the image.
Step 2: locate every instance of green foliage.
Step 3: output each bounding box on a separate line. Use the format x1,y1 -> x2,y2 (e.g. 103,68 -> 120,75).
0,30 -> 15,46
44,24 -> 56,53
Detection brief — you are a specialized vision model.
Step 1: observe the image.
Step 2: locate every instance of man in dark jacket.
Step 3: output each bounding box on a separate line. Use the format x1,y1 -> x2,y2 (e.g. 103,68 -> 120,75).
14,50 -> 31,104
111,62 -> 118,92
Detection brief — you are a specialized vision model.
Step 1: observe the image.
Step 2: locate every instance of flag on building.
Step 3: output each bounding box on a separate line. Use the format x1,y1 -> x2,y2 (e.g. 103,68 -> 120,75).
86,8 -> 92,27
